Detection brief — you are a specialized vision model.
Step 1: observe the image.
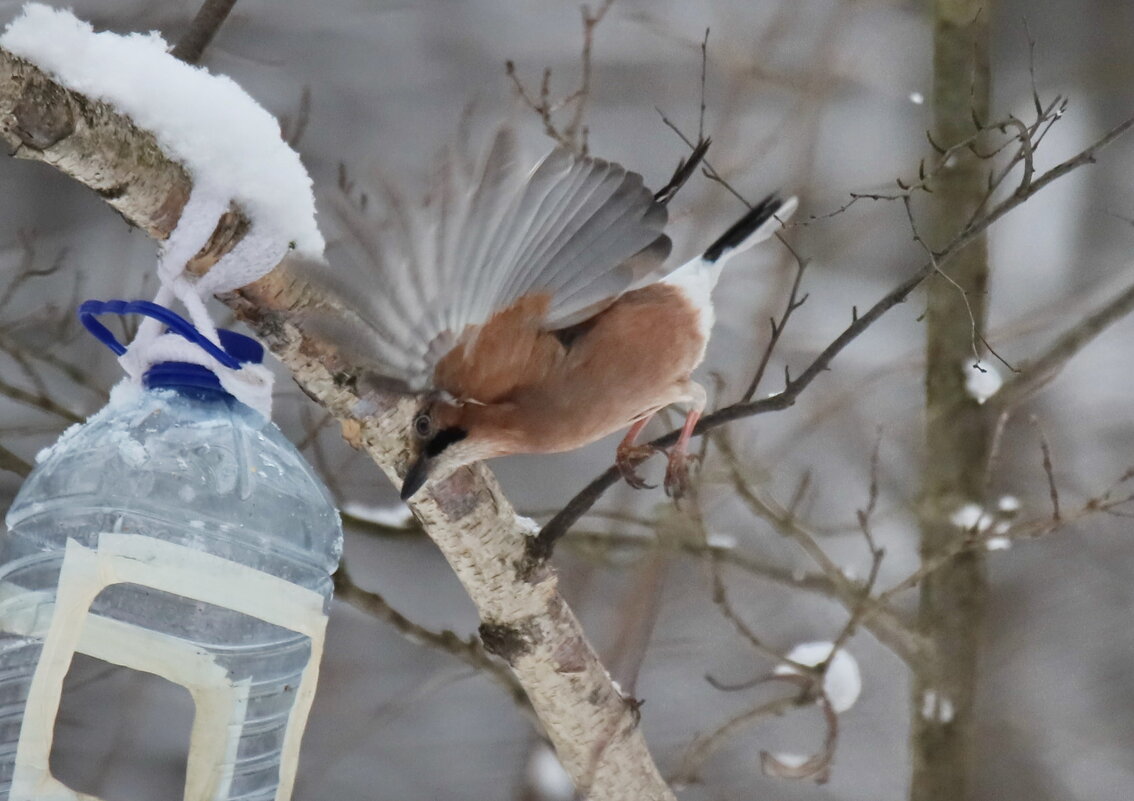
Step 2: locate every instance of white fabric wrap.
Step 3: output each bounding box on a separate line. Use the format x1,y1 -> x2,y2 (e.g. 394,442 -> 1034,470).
119,188 -> 290,418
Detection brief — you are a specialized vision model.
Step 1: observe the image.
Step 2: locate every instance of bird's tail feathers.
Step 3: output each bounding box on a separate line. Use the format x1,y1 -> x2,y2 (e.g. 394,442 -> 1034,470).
702,194 -> 798,264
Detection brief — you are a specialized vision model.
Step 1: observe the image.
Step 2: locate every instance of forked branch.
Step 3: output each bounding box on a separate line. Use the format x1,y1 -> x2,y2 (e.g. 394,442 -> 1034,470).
531,113 -> 1134,561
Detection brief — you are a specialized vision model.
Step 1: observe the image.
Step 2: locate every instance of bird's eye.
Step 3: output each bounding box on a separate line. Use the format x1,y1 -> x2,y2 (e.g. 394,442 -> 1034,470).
413,413 -> 433,439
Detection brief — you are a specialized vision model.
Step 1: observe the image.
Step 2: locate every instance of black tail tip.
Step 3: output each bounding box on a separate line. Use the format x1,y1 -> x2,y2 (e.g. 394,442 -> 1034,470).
702,193 -> 785,263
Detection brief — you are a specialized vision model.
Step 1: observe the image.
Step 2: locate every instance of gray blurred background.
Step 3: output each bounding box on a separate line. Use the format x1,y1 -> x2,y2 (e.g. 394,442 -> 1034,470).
1,0 -> 1132,799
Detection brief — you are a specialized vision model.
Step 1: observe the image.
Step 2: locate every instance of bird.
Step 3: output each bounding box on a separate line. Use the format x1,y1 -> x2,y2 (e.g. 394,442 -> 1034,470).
315,128 -> 795,501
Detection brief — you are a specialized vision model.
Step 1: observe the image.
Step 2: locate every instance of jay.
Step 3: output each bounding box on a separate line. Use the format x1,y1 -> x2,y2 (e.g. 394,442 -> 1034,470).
317,129 -> 795,501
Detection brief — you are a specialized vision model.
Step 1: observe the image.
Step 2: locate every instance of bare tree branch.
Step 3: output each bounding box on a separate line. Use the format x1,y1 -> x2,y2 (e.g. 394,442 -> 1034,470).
876,481 -> 1134,603
0,376 -> 83,423
531,112 -> 1134,562
561,526 -> 837,595
714,434 -> 925,666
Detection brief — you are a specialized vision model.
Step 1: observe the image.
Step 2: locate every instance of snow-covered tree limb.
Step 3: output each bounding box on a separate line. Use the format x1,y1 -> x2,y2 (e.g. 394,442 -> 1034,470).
0,46 -> 676,801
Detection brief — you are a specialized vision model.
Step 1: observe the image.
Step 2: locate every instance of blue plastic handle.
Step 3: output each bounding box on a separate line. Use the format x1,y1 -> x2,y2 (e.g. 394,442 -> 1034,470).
78,299 -> 262,368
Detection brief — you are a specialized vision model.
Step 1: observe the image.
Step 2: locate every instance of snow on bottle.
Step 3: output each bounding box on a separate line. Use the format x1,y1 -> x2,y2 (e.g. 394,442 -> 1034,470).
0,300 -> 342,801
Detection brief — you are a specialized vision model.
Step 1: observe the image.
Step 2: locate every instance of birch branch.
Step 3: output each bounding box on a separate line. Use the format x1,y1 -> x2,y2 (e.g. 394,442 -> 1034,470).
0,47 -> 676,801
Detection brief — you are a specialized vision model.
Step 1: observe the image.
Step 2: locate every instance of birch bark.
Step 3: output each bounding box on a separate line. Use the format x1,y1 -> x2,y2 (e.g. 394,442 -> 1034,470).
0,48 -> 676,801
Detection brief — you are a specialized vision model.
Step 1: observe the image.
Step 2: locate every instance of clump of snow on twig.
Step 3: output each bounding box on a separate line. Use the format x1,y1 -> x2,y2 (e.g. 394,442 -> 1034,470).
950,503 -> 991,532
1,4 -> 323,255
775,641 -> 862,714
997,495 -> 1021,513
920,690 -> 954,723
963,360 -> 1002,404
767,752 -> 810,769
706,532 -> 738,549
951,500 -> 1018,548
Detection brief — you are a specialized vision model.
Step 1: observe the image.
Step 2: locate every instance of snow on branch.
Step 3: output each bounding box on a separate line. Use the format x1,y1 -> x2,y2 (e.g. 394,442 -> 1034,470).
2,3 -> 322,256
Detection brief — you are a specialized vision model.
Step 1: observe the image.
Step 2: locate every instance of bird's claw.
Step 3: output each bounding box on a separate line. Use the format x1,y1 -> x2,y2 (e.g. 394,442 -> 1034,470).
617,444 -> 659,489
664,451 -> 702,499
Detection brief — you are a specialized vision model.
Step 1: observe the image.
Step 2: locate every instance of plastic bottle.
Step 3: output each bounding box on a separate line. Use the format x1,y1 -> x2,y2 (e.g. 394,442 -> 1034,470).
0,301 -> 342,801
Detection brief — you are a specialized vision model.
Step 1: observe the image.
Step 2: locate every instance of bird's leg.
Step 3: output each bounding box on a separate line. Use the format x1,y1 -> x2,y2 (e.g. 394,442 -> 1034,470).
616,415 -> 659,489
665,383 -> 706,498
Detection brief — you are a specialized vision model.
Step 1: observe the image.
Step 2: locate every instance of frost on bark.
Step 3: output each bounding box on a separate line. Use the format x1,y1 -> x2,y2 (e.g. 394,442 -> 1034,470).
912,2 -> 992,800
0,47 -> 676,801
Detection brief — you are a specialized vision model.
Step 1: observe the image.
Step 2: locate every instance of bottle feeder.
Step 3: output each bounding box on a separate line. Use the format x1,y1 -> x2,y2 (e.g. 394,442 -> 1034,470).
0,301 -> 343,801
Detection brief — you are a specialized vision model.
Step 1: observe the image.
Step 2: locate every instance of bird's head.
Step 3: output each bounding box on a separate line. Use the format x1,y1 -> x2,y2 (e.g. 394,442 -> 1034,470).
400,395 -> 496,500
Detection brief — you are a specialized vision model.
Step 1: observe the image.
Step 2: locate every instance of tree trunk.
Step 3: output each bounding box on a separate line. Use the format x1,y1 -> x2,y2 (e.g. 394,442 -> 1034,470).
911,2 -> 992,800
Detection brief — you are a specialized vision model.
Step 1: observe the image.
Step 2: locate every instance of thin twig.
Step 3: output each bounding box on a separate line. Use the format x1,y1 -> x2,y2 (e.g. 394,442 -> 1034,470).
742,255 -> 809,401
709,554 -> 789,664
877,474 -> 1134,603
760,676 -> 839,784
670,692 -> 806,786
565,0 -> 616,153
653,138 -> 710,206
506,62 -> 570,150
808,95 -> 1063,225
712,434 -> 924,666
1029,415 -> 1061,522
507,0 -> 615,154
170,0 -> 239,64
0,231 -> 66,314
828,433 -> 886,655
697,28 -> 709,142
280,86 -> 312,148
657,110 -> 752,209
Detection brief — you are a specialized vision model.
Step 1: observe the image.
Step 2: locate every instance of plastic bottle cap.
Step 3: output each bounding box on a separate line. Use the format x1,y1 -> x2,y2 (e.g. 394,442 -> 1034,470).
78,299 -> 264,399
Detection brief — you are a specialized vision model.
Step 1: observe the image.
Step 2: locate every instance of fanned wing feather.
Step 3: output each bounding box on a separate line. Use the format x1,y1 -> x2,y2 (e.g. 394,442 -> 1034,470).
312,128 -> 673,391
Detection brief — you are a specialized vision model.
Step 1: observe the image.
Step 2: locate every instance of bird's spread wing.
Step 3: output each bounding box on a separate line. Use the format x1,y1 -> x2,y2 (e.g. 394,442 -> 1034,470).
311,128 -> 672,392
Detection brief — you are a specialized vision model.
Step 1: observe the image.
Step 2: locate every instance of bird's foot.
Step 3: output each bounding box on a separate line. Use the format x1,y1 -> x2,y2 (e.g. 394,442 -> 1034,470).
616,443 -> 659,489
664,450 -> 702,499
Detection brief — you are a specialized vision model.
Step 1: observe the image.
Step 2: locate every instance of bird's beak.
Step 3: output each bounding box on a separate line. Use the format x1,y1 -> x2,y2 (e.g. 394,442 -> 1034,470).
400,455 -> 431,501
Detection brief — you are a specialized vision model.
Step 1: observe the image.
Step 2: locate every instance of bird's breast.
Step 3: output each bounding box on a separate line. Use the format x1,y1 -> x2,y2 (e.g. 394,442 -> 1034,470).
481,283 -> 708,453
435,284 -> 708,456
